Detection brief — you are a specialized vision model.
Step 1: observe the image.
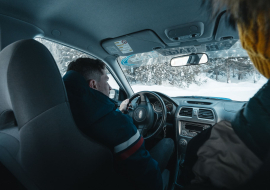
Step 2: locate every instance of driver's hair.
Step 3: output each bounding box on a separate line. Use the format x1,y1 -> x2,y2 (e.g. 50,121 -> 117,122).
67,58 -> 106,82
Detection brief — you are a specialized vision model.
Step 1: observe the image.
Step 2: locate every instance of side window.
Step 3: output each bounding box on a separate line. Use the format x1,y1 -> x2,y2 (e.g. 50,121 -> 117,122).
106,70 -> 120,91
35,38 -> 120,93
35,38 -> 92,76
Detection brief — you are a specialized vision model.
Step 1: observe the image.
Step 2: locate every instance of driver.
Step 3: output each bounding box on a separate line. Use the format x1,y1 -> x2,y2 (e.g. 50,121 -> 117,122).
63,57 -> 174,190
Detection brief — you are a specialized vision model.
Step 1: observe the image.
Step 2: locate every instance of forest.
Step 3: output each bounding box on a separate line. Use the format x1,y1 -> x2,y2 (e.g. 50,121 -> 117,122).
120,56 -> 261,88
36,38 -> 261,90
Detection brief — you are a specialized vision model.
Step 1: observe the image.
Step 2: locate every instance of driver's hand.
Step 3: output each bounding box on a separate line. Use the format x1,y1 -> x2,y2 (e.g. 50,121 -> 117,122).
119,99 -> 130,113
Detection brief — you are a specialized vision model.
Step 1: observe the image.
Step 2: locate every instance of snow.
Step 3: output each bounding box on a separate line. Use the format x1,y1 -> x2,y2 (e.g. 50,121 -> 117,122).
109,73 -> 268,101
108,74 -> 119,89
130,76 -> 268,101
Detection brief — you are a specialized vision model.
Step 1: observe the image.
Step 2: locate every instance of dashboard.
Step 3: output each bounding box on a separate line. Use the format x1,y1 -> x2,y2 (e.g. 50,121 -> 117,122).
130,92 -> 246,149
141,92 -> 246,157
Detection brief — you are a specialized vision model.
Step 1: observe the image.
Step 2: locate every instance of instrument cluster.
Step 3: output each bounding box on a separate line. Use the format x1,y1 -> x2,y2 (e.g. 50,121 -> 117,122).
151,100 -> 173,113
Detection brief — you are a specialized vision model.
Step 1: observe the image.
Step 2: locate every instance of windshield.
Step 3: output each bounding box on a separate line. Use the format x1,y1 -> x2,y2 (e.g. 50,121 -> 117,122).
118,40 -> 267,101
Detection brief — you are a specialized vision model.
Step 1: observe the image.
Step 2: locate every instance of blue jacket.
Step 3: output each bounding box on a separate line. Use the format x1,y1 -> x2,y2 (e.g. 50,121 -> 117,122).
63,71 -> 162,190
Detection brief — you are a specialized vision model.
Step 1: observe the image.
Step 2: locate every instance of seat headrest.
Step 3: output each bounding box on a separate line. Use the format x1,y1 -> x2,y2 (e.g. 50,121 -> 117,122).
0,39 -> 68,129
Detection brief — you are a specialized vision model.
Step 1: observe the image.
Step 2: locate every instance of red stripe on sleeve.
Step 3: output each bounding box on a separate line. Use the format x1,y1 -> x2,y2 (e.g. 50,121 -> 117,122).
117,136 -> 144,161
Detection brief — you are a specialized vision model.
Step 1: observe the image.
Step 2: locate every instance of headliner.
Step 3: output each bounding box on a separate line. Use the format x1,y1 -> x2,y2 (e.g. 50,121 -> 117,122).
0,0 -> 216,60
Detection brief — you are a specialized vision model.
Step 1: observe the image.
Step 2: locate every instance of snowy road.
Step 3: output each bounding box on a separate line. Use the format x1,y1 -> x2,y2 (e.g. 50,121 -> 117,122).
109,74 -> 267,101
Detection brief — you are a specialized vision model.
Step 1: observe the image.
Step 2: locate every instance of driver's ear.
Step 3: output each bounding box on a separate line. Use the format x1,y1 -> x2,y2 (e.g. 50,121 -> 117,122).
88,79 -> 98,90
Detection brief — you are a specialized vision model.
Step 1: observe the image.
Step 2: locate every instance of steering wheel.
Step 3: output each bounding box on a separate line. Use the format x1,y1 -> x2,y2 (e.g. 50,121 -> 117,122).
128,91 -> 167,140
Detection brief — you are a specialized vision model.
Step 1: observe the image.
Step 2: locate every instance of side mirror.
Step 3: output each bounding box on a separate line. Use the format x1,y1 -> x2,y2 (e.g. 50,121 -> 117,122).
109,89 -> 119,100
170,53 -> 208,67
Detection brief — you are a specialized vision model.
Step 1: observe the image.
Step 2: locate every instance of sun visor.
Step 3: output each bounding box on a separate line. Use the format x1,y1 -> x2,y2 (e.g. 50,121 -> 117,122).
215,14 -> 239,41
102,30 -> 165,56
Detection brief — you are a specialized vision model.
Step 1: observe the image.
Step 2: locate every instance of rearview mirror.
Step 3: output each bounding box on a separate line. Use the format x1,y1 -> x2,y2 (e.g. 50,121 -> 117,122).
170,53 -> 208,67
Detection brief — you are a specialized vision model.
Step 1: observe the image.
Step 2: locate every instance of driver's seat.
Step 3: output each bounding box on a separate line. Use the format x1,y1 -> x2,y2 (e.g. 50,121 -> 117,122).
0,39 -> 113,189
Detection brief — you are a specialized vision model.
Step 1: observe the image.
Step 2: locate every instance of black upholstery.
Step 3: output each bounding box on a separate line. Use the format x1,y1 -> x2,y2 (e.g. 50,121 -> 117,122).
0,39 -> 113,189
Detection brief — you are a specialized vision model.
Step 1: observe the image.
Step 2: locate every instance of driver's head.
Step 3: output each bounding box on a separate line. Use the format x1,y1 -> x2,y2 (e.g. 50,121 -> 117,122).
67,58 -> 112,96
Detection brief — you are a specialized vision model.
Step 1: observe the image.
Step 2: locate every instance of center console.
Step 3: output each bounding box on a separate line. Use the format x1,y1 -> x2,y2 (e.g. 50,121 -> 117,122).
174,106 -> 216,188
176,107 -> 216,157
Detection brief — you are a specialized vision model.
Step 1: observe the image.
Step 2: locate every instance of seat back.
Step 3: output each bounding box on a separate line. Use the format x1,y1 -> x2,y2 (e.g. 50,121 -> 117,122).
0,39 -> 113,189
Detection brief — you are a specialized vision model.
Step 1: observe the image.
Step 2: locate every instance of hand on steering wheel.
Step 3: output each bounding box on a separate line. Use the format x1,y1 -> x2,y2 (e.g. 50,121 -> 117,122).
128,91 -> 167,139
119,99 -> 130,113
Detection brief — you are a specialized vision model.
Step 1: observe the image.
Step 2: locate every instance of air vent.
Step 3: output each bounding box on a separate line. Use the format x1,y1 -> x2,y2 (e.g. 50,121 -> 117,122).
198,109 -> 214,120
187,101 -> 212,105
179,108 -> 193,117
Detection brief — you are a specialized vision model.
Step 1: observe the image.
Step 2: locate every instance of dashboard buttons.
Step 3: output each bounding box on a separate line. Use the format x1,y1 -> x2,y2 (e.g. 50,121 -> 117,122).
180,122 -> 211,138
182,130 -> 188,136
188,132 -> 197,137
203,125 -> 210,130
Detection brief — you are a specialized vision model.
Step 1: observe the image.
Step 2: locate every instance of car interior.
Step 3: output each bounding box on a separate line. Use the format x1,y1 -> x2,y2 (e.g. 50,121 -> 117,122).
0,0 -> 268,190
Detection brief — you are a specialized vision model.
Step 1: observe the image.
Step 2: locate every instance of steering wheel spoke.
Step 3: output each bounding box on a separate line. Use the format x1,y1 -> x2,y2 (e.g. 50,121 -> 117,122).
138,125 -> 148,136
137,93 -> 149,103
153,112 -> 162,127
128,109 -> 134,118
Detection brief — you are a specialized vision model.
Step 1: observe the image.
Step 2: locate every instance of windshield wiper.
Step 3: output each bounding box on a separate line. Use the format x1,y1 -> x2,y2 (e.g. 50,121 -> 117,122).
175,96 -> 231,101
